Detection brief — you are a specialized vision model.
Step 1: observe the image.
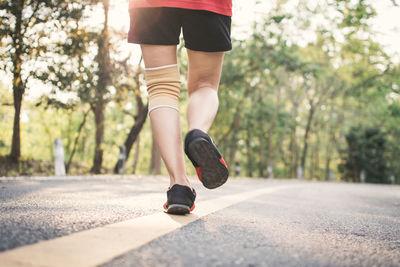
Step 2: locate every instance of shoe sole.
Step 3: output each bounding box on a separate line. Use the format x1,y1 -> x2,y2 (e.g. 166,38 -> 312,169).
187,138 -> 229,189
166,204 -> 190,215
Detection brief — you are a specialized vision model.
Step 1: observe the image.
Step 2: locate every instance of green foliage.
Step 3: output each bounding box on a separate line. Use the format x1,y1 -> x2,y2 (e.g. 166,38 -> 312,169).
0,85 -> 13,155
333,0 -> 376,31
339,127 -> 387,183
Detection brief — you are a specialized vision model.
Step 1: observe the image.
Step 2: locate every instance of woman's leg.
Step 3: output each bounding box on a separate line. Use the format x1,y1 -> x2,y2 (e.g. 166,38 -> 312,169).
186,49 -> 225,132
141,44 -> 191,188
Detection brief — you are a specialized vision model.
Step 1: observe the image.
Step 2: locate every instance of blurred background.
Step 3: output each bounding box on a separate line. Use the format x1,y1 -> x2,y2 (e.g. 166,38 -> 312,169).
0,0 -> 399,184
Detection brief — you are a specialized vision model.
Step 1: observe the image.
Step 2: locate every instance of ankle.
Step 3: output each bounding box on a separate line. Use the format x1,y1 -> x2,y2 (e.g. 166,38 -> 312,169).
188,126 -> 209,133
170,176 -> 192,188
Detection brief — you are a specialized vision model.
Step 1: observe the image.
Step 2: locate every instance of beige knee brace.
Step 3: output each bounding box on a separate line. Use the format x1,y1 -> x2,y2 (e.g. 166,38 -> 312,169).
145,64 -> 181,114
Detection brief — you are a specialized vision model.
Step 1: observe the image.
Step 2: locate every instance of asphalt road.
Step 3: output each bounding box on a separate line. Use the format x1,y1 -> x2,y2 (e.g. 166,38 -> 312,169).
0,175 -> 399,267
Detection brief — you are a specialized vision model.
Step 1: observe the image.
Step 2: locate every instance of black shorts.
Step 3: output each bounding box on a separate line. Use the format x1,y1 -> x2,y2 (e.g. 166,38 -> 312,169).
128,7 -> 232,52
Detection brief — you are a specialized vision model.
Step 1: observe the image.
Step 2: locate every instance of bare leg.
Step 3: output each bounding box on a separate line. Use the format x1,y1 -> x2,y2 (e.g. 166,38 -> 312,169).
186,49 -> 225,132
141,44 -> 191,188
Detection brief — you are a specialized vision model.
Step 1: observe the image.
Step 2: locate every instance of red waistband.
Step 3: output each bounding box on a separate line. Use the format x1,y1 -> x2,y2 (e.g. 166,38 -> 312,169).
130,0 -> 232,17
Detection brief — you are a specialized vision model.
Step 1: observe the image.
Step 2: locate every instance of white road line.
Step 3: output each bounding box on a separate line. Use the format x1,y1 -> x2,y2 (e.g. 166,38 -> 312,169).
0,185 -> 290,267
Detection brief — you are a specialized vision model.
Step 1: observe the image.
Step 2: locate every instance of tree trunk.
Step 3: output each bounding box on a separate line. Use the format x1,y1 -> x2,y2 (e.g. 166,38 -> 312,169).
325,156 -> 331,181
310,141 -> 315,179
228,134 -> 238,167
314,129 -> 321,179
275,111 -> 288,177
288,102 -> 299,178
120,103 -> 147,163
289,131 -> 297,178
266,86 -> 282,177
92,103 -> 105,174
113,99 -> 148,173
91,0 -> 111,174
300,101 -> 315,176
80,128 -> 87,161
9,1 -> 25,162
132,135 -> 140,174
325,123 -> 338,181
258,132 -> 266,177
11,82 -> 23,161
149,134 -> 161,174
66,109 -> 89,173
246,126 -> 253,177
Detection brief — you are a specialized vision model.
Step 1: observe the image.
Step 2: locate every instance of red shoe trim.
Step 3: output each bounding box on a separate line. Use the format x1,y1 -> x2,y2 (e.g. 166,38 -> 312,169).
190,203 -> 195,211
195,167 -> 202,182
163,202 -> 168,210
220,158 -> 228,168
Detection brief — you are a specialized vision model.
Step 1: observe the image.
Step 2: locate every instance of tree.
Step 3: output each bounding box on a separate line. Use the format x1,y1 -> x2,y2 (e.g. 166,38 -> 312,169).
0,0 -> 92,161
33,0 -> 119,174
91,0 -> 112,173
339,127 -> 387,183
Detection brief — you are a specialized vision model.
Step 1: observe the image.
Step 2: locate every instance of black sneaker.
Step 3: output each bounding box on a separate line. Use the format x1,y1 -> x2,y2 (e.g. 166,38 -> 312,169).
184,129 -> 229,189
163,184 -> 196,215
